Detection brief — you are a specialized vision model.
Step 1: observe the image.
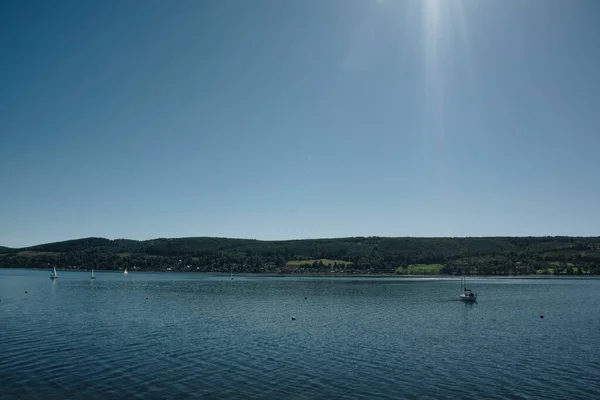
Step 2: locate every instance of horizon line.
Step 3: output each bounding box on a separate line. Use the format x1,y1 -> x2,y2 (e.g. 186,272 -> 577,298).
3,234 -> 600,250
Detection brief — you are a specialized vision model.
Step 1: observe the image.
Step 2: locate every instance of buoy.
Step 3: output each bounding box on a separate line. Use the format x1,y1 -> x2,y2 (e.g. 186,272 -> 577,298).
25,291 -> 28,294
304,297 -> 307,300
146,297 -> 149,300
540,314 -> 544,319
291,316 -> 296,320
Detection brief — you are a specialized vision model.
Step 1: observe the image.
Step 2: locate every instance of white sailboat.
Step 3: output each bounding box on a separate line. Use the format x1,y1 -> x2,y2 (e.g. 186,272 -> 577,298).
123,268 -> 129,276
91,268 -> 96,280
459,273 -> 477,301
50,267 -> 58,280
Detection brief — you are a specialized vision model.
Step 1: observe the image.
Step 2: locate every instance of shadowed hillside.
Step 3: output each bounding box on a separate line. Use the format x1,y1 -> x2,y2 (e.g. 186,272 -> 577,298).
1,236 -> 599,275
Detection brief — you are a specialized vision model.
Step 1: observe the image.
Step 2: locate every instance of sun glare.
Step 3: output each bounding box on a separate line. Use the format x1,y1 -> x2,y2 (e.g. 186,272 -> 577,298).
421,0 -> 474,100
423,0 -> 442,77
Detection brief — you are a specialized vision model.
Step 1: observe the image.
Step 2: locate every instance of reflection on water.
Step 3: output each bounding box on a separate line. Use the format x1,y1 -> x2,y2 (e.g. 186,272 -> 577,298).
1,269 -> 599,399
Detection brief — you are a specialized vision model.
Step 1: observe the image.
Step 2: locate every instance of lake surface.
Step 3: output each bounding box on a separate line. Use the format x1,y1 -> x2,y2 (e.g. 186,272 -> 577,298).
1,269 -> 599,399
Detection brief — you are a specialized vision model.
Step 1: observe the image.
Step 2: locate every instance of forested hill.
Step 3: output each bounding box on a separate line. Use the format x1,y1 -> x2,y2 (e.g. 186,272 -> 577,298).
1,236 -> 600,275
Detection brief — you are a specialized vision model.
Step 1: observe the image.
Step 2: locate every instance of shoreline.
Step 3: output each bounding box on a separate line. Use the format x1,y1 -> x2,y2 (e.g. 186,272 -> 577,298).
3,267 -> 598,279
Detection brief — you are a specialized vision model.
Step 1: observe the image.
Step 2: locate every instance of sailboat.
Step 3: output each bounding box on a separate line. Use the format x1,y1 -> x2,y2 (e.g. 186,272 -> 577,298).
50,267 -> 58,280
459,273 -> 477,301
123,268 -> 128,276
91,268 -> 96,280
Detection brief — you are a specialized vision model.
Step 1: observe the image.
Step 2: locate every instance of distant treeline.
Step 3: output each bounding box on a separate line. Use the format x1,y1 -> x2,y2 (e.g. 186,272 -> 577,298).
1,236 -> 600,275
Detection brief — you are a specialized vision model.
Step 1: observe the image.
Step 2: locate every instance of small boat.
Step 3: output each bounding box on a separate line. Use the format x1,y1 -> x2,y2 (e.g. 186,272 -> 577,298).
459,274 -> 477,301
50,267 -> 58,280
91,268 -> 96,280
123,268 -> 128,276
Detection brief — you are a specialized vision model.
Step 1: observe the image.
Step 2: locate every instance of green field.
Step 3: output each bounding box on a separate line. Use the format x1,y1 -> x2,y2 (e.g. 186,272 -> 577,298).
535,267 -> 584,274
285,259 -> 353,267
395,264 -> 444,275
548,261 -> 575,267
17,251 -> 59,257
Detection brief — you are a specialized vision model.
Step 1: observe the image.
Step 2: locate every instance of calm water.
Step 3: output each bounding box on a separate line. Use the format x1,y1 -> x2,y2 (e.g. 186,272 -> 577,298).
1,269 -> 599,399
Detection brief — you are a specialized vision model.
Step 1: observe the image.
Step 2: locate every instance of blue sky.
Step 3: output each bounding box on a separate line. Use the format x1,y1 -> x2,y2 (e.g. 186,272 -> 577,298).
1,0 -> 599,247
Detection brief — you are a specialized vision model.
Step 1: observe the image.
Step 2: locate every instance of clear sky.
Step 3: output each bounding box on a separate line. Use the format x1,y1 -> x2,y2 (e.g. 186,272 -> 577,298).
1,0 -> 599,248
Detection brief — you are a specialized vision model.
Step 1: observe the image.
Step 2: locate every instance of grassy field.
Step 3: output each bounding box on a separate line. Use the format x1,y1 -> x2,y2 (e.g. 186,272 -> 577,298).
548,261 -> 575,267
17,251 -> 59,257
285,259 -> 353,267
535,267 -> 584,274
395,264 -> 444,275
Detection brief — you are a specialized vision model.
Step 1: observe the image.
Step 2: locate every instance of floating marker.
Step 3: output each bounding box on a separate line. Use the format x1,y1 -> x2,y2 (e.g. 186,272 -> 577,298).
291,316 -> 296,320
304,297 -> 307,300
146,297 -> 149,300
540,314 -> 544,319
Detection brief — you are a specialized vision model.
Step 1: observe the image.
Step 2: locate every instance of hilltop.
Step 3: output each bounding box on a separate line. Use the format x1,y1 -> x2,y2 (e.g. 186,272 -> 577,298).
1,236 -> 599,275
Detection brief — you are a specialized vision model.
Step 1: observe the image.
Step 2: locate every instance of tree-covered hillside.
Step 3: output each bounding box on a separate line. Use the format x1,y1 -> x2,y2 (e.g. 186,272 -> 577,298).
1,236 -> 599,275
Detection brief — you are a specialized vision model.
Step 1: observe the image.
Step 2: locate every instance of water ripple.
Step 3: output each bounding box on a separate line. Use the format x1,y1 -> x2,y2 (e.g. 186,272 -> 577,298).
2,271 -> 600,399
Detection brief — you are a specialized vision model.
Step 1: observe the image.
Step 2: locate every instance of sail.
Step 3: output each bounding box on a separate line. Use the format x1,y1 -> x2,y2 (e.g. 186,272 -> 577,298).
53,267 -> 57,277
